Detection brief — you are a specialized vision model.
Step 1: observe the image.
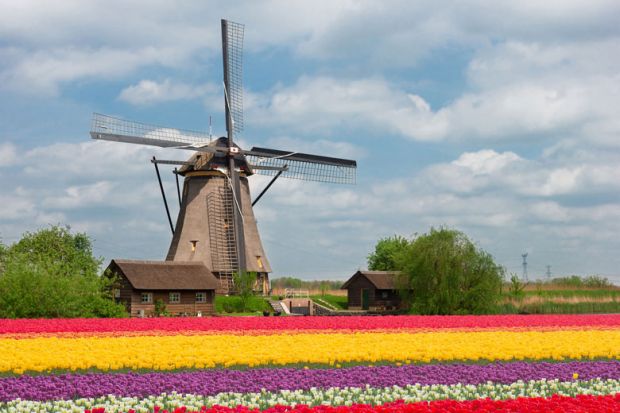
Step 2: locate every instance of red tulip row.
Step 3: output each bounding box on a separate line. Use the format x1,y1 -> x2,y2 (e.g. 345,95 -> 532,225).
86,394 -> 620,413
2,314 -> 619,335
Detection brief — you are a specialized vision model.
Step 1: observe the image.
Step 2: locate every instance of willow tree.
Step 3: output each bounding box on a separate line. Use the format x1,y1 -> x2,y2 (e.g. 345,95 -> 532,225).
397,227 -> 504,315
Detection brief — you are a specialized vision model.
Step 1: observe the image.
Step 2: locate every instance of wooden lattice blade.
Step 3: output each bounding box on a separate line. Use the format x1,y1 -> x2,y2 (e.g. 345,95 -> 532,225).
90,113 -> 216,153
247,147 -> 357,184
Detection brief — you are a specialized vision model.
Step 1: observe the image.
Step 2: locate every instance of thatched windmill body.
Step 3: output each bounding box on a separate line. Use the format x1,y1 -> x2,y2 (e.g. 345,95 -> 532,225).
90,20 -> 357,294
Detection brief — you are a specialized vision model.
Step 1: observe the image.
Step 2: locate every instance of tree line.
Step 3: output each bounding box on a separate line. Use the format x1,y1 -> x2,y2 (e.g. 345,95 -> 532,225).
270,277 -> 343,291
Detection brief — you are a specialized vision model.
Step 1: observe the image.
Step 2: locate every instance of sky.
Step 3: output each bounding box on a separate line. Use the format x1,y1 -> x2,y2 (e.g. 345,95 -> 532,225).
0,0 -> 619,283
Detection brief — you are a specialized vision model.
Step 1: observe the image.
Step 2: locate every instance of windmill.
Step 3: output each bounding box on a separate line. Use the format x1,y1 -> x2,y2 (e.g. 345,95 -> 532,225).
90,20 -> 357,294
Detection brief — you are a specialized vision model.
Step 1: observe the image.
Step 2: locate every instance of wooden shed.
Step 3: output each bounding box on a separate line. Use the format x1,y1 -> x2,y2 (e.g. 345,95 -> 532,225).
106,259 -> 219,317
341,270 -> 402,311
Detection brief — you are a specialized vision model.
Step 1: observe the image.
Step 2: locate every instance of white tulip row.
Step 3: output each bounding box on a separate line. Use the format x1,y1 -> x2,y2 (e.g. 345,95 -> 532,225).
3,378 -> 619,413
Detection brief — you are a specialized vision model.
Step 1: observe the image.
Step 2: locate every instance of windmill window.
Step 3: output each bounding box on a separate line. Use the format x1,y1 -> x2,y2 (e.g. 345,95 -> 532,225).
169,292 -> 181,304
256,256 -> 264,269
196,292 -> 207,303
141,292 -> 153,304
190,240 -> 198,252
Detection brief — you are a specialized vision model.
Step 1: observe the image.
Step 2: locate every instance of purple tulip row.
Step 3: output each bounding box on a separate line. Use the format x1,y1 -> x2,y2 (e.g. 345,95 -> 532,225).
1,360 -> 619,402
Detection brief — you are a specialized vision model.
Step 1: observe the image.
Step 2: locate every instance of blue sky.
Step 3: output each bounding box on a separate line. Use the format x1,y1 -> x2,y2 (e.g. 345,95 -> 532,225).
1,1 -> 619,282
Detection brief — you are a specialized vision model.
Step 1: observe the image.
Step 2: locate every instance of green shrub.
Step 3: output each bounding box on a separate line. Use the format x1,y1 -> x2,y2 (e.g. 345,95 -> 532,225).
215,295 -> 270,314
154,299 -> 168,317
508,274 -> 526,301
222,302 -> 234,313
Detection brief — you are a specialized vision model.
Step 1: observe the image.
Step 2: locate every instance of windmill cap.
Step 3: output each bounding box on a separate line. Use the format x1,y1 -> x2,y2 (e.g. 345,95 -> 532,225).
177,137 -> 251,176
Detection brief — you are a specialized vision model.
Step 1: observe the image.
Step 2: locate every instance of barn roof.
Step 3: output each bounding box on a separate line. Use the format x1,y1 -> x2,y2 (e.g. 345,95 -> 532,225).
108,259 -> 219,290
341,270 -> 400,290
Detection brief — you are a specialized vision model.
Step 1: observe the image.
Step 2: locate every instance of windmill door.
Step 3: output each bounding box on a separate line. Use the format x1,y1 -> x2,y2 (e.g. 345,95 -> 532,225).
361,288 -> 370,310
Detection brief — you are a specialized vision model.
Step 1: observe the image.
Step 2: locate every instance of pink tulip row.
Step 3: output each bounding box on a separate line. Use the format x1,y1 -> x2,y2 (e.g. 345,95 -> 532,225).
1,314 -> 618,335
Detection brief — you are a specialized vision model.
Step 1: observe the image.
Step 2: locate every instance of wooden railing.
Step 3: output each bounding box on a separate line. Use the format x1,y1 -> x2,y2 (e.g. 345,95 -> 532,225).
284,288 -> 309,298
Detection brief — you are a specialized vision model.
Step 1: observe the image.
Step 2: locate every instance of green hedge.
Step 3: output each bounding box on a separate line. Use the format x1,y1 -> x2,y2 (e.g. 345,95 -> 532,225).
215,295 -> 271,314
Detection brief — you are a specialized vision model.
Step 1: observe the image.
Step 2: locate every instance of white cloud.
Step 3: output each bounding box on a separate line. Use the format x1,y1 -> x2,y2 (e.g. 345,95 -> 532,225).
34,211 -> 67,226
434,84 -> 591,140
118,79 -> 218,106
467,40 -> 620,89
262,136 -> 366,160
0,193 -> 35,220
294,1 -> 620,63
0,142 -> 18,166
248,64 -> 618,143
459,39 -> 620,145
0,46 -> 190,96
530,202 -> 571,223
125,218 -> 168,233
453,150 -> 522,175
423,149 -> 620,197
536,168 -> 583,197
22,140 -> 180,178
250,76 -> 447,141
42,181 -> 114,209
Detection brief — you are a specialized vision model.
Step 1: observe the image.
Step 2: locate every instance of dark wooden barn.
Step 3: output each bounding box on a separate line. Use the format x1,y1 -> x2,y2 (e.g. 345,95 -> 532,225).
106,259 -> 219,317
341,270 -> 402,311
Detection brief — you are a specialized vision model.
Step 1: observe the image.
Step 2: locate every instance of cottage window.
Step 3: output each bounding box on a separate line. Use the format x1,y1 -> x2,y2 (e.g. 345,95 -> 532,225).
196,292 -> 207,303
141,292 -> 153,304
381,291 -> 389,299
169,292 -> 181,303
113,288 -> 121,299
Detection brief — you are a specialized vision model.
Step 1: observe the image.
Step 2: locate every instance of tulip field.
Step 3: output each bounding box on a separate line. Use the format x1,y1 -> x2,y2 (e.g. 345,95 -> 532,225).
1,315 -> 619,412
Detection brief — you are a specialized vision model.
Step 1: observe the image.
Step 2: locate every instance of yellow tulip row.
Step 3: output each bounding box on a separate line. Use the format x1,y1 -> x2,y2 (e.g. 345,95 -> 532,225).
1,330 -> 619,374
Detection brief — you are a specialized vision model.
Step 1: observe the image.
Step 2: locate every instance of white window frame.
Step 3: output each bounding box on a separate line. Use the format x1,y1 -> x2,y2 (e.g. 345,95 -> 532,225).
196,291 -> 207,303
169,292 -> 181,304
141,292 -> 153,304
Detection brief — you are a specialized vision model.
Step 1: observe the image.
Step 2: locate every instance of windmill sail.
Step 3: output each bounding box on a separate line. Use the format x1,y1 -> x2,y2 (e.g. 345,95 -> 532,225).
90,113 -> 216,152
221,19 -> 248,276
221,20 -> 244,140
247,147 -> 357,184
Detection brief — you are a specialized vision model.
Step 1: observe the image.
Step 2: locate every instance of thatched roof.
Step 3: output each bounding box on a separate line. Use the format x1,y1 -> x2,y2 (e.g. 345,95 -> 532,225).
341,270 -> 400,290
108,259 -> 219,290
